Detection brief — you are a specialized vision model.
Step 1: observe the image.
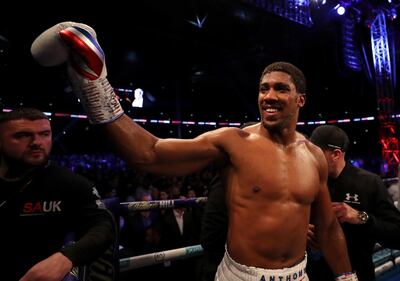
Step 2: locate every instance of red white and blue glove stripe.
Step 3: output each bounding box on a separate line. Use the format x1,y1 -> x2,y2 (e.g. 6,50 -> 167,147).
59,26 -> 105,80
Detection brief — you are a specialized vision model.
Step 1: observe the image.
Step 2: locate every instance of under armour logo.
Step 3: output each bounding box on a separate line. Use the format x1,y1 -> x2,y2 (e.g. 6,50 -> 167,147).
345,193 -> 359,202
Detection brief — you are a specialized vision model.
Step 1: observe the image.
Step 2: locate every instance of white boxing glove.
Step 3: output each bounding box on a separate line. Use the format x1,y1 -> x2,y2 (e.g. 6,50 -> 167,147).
31,22 -> 124,124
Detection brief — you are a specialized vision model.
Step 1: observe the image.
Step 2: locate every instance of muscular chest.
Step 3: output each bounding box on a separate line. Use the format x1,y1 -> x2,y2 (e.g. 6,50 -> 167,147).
230,142 -> 319,204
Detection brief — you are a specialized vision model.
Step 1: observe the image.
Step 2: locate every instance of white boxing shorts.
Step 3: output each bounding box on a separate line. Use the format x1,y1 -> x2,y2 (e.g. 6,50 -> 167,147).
215,248 -> 308,281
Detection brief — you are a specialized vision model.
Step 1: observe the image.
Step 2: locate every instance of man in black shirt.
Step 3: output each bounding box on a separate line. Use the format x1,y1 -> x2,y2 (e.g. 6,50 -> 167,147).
0,108 -> 114,281
307,125 -> 400,281
199,173 -> 228,281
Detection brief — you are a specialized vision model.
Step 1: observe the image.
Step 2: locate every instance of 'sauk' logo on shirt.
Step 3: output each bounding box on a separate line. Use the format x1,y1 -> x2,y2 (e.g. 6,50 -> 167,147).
21,201 -> 62,215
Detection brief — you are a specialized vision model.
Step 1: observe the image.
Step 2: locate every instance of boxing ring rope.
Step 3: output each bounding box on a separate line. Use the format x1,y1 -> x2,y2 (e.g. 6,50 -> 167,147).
112,196 -> 400,276
120,244 -> 204,272
120,196 -> 208,212
116,197 -> 208,272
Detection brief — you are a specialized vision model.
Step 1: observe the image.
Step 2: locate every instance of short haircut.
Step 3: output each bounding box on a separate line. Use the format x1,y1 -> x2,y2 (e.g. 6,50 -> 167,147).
260,62 -> 306,94
0,108 -> 48,125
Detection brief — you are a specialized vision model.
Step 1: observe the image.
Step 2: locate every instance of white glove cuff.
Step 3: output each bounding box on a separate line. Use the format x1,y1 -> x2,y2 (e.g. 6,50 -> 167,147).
69,72 -> 124,124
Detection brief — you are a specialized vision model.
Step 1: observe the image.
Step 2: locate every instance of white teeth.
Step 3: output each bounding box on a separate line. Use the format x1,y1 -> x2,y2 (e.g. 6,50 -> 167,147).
265,108 -> 278,113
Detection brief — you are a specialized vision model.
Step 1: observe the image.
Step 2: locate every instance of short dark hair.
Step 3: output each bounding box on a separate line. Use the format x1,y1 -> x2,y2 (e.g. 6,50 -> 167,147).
261,62 -> 306,94
0,108 -> 48,125
310,125 -> 350,152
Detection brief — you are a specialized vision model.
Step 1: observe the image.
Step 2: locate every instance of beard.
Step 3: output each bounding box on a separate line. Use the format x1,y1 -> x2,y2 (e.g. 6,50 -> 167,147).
1,149 -> 50,176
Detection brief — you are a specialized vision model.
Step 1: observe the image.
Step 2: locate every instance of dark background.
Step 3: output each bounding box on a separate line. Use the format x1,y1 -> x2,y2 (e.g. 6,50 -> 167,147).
0,1 -> 399,173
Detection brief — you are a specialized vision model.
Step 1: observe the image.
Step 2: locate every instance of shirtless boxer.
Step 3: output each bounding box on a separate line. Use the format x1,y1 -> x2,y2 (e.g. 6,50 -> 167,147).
31,22 -> 358,281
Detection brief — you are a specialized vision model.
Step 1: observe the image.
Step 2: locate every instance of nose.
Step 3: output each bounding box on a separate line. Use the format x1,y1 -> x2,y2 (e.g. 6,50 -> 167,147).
262,89 -> 279,101
30,134 -> 44,147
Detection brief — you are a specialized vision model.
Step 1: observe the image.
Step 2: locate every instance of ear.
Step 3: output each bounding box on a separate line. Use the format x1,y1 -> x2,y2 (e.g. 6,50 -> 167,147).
297,93 -> 306,107
332,149 -> 343,160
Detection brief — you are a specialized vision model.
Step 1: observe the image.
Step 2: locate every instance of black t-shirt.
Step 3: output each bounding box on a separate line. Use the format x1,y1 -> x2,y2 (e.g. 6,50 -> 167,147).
0,163 -> 113,280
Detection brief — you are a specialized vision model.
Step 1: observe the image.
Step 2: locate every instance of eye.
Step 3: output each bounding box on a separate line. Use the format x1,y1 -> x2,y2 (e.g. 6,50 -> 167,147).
274,85 -> 290,93
14,132 -> 31,139
259,85 -> 269,93
40,131 -> 51,137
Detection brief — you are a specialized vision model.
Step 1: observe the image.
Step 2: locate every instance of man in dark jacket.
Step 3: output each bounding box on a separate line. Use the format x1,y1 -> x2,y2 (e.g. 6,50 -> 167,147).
0,108 -> 114,281
199,173 -> 228,281
307,125 -> 400,281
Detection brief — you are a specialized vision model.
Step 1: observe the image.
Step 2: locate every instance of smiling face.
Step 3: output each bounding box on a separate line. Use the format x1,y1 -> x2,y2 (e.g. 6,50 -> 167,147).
0,119 -> 52,170
258,71 -> 305,132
